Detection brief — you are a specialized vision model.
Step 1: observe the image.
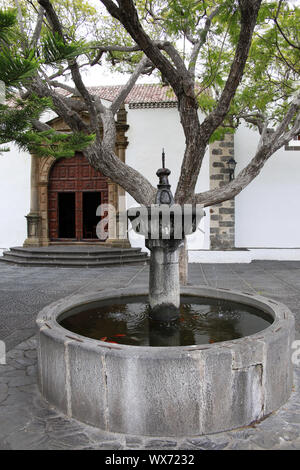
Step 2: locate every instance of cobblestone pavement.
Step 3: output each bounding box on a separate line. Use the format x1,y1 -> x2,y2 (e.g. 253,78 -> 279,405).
0,263 -> 150,351
0,260 -> 300,449
1,260 -> 300,352
0,336 -> 299,450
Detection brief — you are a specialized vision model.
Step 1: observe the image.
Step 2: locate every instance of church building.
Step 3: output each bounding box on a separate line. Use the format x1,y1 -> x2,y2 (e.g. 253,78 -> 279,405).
0,84 -> 299,263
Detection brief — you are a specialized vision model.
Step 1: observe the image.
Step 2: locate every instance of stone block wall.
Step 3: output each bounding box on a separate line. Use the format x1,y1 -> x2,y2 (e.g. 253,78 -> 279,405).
209,134 -> 235,250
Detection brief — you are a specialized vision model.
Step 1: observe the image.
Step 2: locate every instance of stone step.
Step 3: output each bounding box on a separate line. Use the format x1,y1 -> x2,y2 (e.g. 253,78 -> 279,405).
0,254 -> 148,268
4,248 -> 146,261
9,246 -> 143,257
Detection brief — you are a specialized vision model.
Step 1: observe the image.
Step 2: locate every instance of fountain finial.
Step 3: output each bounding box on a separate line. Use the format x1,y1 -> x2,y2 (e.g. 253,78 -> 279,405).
155,149 -> 175,206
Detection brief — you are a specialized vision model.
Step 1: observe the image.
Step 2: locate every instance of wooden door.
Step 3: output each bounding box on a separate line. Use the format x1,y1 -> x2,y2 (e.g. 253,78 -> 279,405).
48,153 -> 108,241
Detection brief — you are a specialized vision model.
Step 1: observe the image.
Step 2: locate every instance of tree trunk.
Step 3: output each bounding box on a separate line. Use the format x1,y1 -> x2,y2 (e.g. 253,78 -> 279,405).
179,237 -> 188,286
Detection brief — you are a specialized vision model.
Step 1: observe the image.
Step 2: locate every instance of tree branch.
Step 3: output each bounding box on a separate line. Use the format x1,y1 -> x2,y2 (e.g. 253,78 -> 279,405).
14,0 -> 28,50
188,7 -> 221,78
110,55 -> 150,115
175,0 -> 262,203
193,92 -> 300,207
90,44 -> 141,66
38,0 -> 63,35
38,0 -> 101,136
273,0 -> 300,51
30,78 -> 89,133
30,5 -> 44,47
68,60 -> 101,136
100,0 -> 186,97
200,0 -> 262,137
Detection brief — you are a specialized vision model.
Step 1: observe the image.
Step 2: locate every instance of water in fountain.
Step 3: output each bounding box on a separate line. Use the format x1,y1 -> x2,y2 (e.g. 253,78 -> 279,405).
59,295 -> 273,347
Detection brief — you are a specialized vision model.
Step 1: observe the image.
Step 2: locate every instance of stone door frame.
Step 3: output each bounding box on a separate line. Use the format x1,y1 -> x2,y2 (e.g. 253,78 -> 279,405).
24,106 -> 129,247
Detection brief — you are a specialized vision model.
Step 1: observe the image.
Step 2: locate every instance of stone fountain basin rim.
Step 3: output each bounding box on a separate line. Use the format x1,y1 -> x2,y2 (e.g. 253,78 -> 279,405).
36,285 -> 293,355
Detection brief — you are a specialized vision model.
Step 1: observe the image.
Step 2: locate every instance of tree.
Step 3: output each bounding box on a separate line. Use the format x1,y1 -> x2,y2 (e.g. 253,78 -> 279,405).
0,1 -> 299,235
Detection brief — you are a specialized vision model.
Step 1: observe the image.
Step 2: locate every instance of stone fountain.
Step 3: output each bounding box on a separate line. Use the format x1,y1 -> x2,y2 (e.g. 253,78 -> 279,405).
36,152 -> 294,437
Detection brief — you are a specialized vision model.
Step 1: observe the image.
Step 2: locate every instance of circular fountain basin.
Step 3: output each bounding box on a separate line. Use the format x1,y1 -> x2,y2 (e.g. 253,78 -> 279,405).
36,286 -> 294,437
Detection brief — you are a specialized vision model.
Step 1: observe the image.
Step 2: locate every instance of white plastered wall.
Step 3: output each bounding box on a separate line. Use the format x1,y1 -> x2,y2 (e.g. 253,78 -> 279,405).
125,105 -> 210,254
235,124 -> 300,248
0,143 -> 31,253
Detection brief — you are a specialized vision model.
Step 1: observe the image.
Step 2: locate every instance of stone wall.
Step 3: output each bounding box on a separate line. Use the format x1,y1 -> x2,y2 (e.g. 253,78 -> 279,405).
209,134 -> 235,250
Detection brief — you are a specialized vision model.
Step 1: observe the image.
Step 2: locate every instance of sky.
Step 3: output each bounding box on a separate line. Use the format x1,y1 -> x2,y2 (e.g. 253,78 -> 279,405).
79,63 -> 159,88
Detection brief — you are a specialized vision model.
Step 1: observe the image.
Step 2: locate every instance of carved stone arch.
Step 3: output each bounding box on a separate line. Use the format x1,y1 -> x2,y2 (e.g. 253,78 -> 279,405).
40,156 -> 56,183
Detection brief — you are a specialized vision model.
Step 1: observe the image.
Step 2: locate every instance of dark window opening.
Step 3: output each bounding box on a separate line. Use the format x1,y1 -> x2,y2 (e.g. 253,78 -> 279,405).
83,192 -> 101,239
58,193 -> 75,238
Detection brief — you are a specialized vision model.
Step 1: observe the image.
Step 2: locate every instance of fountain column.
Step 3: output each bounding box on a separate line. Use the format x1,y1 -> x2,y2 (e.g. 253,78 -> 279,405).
146,239 -> 182,321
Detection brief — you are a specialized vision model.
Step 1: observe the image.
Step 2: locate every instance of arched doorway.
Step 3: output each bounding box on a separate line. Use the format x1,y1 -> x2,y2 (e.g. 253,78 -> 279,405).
48,153 -> 108,241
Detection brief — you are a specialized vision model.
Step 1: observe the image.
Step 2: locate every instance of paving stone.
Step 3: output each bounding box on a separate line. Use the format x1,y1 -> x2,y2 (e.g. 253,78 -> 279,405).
81,426 -> 120,444
125,436 -> 144,447
24,350 -> 37,359
3,428 -> 50,450
46,416 -> 89,440
228,428 -> 258,440
0,262 -> 300,449
13,356 -> 36,367
8,375 -> 36,387
93,442 -> 124,450
6,350 -> 24,360
7,359 -> 29,370
47,432 -> 90,448
0,383 -> 8,403
256,415 -> 287,431
279,427 -> 300,442
26,365 -> 37,376
249,431 -> 282,449
184,436 -> 230,450
144,439 -> 178,449
1,369 -> 27,378
277,412 -> 300,424
0,405 -> 32,439
228,440 -> 261,450
31,404 -> 59,420
2,389 -> 34,406
0,376 -> 9,384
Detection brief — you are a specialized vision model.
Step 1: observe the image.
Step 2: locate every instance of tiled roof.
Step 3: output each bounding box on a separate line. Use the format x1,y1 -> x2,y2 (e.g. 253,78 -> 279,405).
88,84 -> 177,104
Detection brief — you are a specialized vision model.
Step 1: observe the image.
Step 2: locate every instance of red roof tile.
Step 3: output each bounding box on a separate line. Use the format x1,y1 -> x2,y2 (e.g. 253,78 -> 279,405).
89,84 -> 177,104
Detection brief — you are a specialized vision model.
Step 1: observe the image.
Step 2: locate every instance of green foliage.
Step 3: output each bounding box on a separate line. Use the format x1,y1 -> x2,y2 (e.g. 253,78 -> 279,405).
16,129 -> 95,158
0,94 -> 95,158
0,3 -> 96,158
0,7 -> 17,41
0,8 -> 39,90
41,31 -> 87,64
0,0 -> 299,158
192,0 -> 300,134
0,48 -> 39,89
